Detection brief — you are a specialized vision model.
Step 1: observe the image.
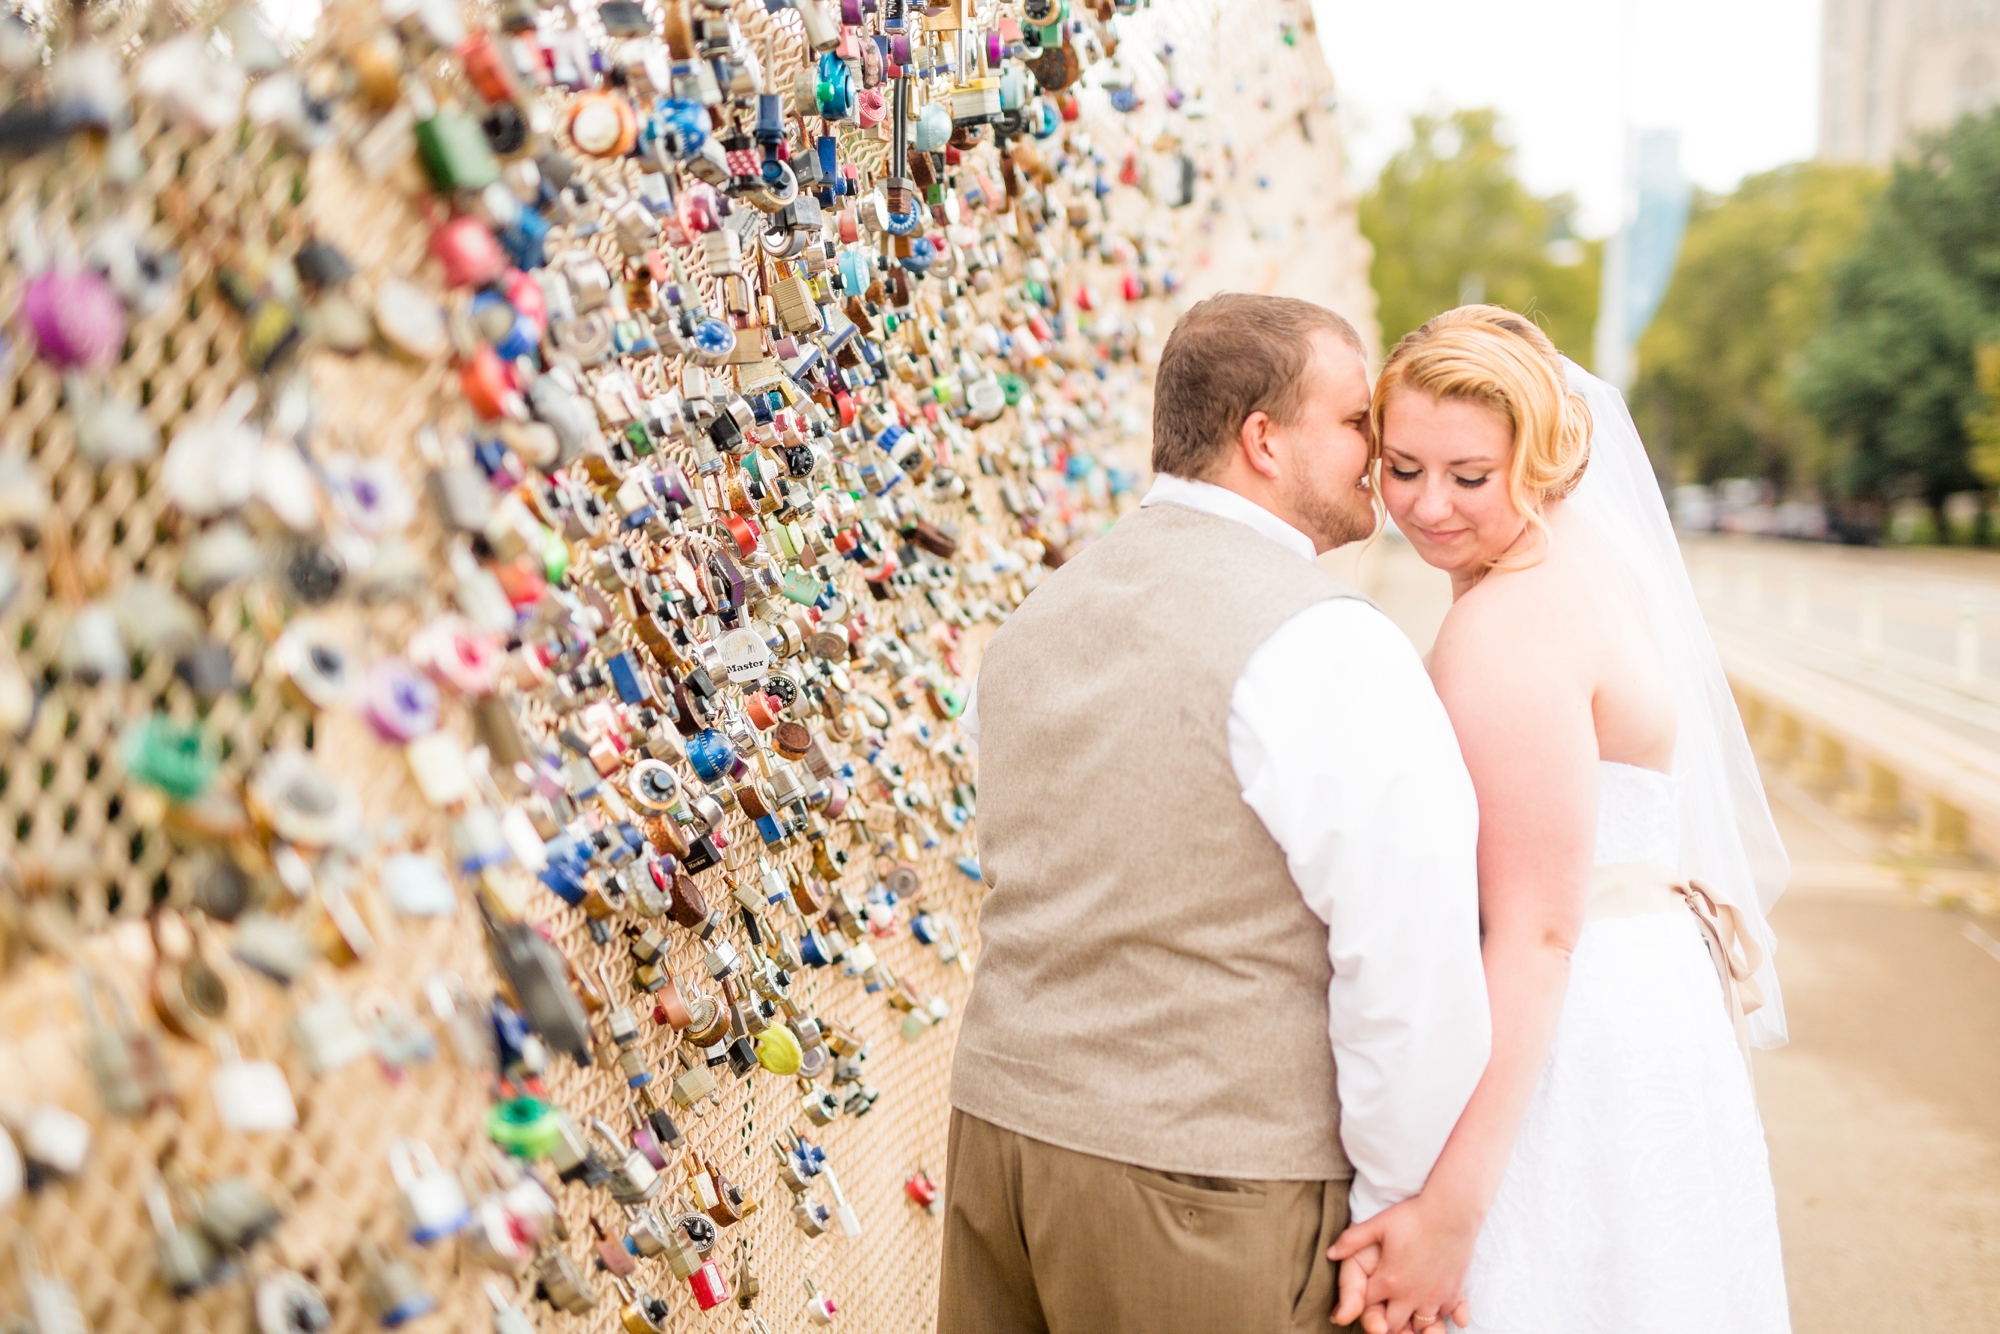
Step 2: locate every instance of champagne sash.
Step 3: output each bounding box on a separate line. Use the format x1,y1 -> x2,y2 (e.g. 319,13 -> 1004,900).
1585,860 -> 1767,1071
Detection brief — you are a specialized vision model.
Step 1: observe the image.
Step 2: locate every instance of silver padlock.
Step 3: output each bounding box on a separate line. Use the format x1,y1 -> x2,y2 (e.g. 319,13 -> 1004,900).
289,989 -> 372,1074
589,1118 -> 662,1204
147,1178 -> 220,1297
253,1268 -> 332,1334
792,1194 -> 831,1238
625,1204 -> 673,1257
390,1137 -> 474,1244
359,1239 -> 437,1328
535,1247 -> 597,1313
17,1103 -> 91,1178
19,1242 -> 88,1334
486,1280 -> 538,1334
804,1276 -> 839,1326
198,1176 -> 283,1252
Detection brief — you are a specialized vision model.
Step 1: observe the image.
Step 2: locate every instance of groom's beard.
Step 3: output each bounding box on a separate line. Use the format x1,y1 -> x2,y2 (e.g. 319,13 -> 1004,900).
1289,472 -> 1376,551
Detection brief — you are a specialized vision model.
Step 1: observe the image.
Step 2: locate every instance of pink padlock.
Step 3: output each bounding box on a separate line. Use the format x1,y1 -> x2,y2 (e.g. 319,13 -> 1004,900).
23,270 -> 124,370
855,88 -> 885,129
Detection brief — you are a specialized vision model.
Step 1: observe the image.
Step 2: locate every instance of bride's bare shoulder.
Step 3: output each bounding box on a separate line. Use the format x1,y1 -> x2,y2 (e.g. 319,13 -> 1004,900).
1431,541 -> 1590,683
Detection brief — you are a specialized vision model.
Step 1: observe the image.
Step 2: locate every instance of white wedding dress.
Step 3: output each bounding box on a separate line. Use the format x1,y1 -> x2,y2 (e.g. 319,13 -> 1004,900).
1459,761 -> 1792,1334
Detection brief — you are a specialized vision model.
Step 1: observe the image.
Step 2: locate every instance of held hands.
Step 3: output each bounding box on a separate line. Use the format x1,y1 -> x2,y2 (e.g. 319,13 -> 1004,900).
1328,1194 -> 1479,1333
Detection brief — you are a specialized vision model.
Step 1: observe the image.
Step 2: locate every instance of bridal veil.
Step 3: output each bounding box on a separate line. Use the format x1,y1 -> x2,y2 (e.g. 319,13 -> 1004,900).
1562,360 -> 1791,1048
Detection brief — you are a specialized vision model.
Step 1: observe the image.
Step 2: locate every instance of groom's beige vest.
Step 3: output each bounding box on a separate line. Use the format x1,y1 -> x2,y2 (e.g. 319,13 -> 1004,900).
953,501 -> 1365,1181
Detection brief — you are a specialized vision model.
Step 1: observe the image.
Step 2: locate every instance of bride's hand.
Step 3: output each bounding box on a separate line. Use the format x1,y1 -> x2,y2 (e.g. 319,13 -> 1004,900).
1328,1194 -> 1479,1333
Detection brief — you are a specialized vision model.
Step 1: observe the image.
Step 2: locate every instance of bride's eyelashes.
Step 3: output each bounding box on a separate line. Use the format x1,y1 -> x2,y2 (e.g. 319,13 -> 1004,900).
1384,463 -> 1490,488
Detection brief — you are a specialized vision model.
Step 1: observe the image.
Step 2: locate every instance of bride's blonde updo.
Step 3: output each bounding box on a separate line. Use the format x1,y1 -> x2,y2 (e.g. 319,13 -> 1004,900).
1371,305 -> 1593,553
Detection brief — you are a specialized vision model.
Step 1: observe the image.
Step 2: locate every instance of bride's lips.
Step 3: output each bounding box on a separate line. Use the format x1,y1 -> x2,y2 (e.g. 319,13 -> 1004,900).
1407,523 -> 1469,544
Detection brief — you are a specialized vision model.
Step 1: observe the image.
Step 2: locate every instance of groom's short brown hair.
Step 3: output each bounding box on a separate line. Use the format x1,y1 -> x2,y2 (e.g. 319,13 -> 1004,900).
1151,294 -> 1365,478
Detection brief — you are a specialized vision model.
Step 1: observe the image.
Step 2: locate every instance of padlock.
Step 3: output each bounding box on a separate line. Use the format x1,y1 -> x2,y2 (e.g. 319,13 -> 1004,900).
77,968 -> 172,1115
290,988 -> 373,1075
253,1269 -> 332,1334
792,1194 -> 831,1236
358,1240 -> 438,1328
595,1224 -> 638,1277
198,1176 -> 283,1252
655,1213 -> 701,1279
800,1086 -> 840,1125
625,1204 -> 673,1257
389,1137 -> 474,1244
17,1103 -> 91,1178
671,1057 -> 719,1108
613,1275 -> 673,1333
18,1243 -> 87,1334
804,1276 -> 840,1325
734,1238 -> 762,1309
590,1117 -> 663,1203
147,1178 -> 221,1297
535,1247 -> 598,1313
687,1258 -> 731,1311
486,1281 -> 539,1334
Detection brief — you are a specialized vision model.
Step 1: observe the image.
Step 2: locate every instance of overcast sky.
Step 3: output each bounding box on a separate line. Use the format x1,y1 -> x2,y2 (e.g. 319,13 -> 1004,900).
1309,0 -> 1823,235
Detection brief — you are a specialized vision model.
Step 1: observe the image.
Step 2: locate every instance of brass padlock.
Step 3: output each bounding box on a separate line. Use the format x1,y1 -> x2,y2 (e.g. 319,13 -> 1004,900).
613,1275 -> 673,1334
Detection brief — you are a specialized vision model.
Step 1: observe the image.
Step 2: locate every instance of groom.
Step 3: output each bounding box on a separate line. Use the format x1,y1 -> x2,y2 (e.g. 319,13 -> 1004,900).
939,294 -> 1491,1334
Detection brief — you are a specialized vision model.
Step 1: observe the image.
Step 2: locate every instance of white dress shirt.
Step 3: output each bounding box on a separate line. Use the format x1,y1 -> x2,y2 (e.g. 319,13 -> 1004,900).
964,474 -> 1489,1221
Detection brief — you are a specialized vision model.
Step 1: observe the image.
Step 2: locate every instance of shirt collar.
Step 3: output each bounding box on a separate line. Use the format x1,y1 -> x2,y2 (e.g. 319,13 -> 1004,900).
1139,474 -> 1317,563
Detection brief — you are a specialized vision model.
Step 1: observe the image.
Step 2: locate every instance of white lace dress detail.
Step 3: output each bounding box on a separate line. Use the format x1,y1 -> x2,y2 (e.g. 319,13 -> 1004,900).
1459,762 -> 1791,1334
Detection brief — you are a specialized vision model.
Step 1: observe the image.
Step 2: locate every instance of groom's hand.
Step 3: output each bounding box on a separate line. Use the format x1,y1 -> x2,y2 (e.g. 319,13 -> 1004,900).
1328,1197 -> 1476,1334
1332,1242 -> 1379,1326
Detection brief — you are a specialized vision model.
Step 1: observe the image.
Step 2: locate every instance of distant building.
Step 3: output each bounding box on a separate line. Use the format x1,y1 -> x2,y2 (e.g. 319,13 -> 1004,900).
1822,0 -> 2000,163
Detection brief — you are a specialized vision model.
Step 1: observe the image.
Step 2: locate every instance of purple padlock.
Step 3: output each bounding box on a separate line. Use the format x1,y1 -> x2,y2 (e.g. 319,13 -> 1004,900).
361,658 -> 441,742
22,269 -> 125,371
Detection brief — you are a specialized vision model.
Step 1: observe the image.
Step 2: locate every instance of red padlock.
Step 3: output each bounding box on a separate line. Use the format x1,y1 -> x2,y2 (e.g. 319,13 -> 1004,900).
744,692 -> 781,731
722,512 -> 761,558
688,1259 -> 731,1311
432,216 -> 508,289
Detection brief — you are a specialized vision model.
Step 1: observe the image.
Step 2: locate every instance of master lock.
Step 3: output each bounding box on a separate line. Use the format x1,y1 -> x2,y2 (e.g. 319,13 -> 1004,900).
389,1137 -> 474,1244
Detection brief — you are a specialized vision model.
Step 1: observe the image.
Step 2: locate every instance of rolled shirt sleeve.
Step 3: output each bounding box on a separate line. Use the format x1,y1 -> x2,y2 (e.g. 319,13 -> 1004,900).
1230,598 -> 1490,1221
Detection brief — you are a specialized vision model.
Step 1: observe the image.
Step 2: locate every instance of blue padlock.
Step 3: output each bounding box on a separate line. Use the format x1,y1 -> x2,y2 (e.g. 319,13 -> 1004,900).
686,728 -> 739,782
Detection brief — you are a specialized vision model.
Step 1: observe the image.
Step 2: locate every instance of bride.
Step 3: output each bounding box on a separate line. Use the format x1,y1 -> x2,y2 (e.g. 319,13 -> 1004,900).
1329,306 -> 1792,1334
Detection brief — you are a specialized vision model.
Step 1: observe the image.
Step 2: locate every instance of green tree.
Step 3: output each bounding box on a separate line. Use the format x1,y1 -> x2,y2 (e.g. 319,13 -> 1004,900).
1360,108 -> 1601,364
1797,108 -> 2000,522
1631,162 -> 1880,492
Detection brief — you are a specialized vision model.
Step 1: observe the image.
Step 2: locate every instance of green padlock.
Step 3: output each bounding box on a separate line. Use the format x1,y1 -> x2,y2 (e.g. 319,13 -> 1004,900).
780,570 -> 823,606
122,714 -> 217,802
414,110 -> 501,193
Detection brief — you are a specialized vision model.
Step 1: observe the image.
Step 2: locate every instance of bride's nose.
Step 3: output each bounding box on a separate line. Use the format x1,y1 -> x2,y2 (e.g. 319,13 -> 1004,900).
1411,475 -> 1455,526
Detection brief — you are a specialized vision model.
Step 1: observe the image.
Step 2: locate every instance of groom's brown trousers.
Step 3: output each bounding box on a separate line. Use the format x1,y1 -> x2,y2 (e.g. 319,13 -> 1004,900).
938,1110 -> 1363,1334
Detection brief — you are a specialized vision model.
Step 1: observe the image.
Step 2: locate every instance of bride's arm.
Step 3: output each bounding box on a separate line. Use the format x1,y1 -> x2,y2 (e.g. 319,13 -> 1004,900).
1332,594 -> 1599,1332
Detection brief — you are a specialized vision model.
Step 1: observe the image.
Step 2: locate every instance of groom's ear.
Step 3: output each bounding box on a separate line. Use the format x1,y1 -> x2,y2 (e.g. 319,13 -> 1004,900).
1236,409 -> 1282,481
